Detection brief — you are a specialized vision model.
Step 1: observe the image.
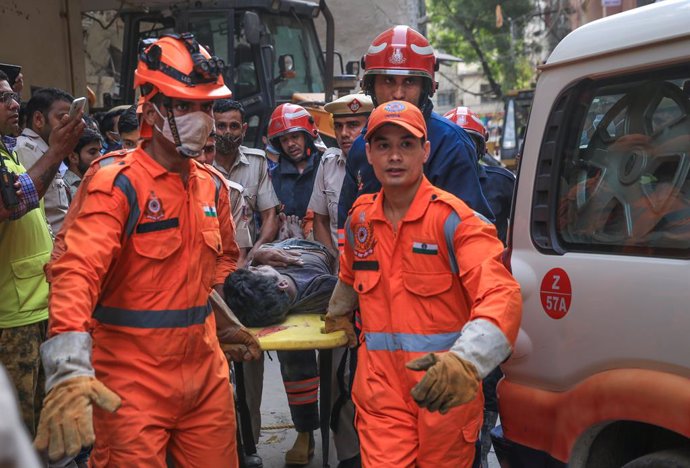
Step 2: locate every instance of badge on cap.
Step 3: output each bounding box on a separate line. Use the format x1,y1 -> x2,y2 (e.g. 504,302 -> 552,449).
348,98 -> 361,113
383,102 -> 406,113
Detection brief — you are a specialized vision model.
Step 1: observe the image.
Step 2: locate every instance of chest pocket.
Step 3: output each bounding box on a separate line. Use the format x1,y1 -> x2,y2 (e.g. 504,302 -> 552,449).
402,271 -> 453,297
130,228 -> 182,289
353,264 -> 381,294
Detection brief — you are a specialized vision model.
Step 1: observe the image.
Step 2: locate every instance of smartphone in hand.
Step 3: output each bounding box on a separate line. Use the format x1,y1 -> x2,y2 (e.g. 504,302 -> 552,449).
69,97 -> 87,119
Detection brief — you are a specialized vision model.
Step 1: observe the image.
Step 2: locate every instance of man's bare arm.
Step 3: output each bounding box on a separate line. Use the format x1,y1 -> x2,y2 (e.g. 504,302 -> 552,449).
246,207 -> 279,263
27,112 -> 85,199
313,212 -> 336,254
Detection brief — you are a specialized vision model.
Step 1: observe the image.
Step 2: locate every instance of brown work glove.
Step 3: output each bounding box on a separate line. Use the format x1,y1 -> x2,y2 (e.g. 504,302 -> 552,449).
323,315 -> 357,347
405,352 -> 480,415
217,326 -> 262,362
34,376 -> 121,461
210,289 -> 262,362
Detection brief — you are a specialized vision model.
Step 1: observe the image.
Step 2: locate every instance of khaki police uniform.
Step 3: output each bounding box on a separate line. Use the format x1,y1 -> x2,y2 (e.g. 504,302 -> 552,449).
227,179 -> 253,249
63,169 -> 81,203
213,145 -> 279,242
15,128 -> 69,233
308,147 -> 346,249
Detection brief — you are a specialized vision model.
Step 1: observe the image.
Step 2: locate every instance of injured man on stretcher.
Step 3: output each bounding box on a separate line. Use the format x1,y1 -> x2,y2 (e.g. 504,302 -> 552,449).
224,239 -> 338,326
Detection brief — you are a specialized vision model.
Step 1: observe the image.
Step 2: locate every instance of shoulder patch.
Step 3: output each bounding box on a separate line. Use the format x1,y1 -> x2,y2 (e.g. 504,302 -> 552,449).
92,150 -> 127,168
240,146 -> 267,158
321,147 -> 342,161
227,179 -> 245,194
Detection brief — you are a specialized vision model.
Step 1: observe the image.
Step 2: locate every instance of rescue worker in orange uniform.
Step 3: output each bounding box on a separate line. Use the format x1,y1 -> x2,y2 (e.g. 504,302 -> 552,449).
324,101 -> 522,467
34,34 -> 259,467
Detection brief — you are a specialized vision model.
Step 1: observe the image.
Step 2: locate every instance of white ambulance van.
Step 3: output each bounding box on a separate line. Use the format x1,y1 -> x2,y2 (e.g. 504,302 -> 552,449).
493,1 -> 690,466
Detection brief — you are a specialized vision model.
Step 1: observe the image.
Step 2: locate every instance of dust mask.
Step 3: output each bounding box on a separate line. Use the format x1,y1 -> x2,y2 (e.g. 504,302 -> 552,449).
153,104 -> 215,158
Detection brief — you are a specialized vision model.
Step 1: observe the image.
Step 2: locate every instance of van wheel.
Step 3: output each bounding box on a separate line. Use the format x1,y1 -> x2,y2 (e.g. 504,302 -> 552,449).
621,448 -> 690,468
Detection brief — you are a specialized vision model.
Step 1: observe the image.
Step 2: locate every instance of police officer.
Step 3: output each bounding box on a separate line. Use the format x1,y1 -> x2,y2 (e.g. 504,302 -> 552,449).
337,26 -> 493,236
309,93 -> 374,253
213,99 -> 280,261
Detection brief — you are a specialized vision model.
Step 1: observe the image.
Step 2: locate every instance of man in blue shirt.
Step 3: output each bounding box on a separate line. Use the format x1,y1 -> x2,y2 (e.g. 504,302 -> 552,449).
337,26 -> 492,230
268,103 -> 323,222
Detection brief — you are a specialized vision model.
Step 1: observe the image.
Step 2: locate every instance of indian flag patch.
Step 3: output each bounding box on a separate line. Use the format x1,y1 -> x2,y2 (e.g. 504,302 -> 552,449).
202,204 -> 217,217
412,242 -> 438,255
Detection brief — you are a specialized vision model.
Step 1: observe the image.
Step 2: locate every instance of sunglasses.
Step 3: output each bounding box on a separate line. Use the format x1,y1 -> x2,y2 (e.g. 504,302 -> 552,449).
203,144 -> 216,154
0,91 -> 20,106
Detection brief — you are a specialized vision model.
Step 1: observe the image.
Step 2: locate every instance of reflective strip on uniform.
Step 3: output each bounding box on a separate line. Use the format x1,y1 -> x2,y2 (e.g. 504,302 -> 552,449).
284,376 -> 319,391
286,390 -> 319,405
284,376 -> 319,405
443,211 -> 461,274
99,156 -> 117,167
93,302 -> 212,328
365,331 -> 461,353
344,218 -> 355,249
114,173 -> 140,237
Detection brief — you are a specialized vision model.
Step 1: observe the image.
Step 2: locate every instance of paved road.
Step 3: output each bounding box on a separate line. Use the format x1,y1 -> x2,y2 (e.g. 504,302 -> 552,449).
253,354 -> 500,467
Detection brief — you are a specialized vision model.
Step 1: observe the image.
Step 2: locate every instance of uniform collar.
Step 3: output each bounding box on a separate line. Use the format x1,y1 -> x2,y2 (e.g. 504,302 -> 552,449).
213,150 -> 248,176
236,147 -> 251,166
133,146 -> 199,180
369,176 -> 435,223
212,159 -> 230,177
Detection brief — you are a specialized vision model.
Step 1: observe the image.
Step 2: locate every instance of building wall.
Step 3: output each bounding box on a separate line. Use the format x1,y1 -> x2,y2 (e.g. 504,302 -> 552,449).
314,0 -> 425,76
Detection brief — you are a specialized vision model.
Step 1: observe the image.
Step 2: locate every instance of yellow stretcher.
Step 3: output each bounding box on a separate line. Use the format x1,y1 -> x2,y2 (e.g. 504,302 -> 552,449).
248,314 -> 348,351
244,314 -> 348,467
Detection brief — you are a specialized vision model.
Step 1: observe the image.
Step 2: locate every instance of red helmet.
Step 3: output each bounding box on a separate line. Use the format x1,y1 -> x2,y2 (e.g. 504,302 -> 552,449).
362,26 -> 437,97
134,33 -> 231,101
444,107 -> 488,156
444,107 -> 488,141
267,103 -> 318,146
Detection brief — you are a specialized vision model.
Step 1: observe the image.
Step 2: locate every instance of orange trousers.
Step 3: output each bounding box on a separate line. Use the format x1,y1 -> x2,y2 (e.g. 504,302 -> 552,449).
88,323 -> 238,468
352,345 -> 482,468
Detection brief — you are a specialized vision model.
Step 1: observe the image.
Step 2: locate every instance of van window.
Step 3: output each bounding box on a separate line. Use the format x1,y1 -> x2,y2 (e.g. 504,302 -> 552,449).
556,70 -> 690,257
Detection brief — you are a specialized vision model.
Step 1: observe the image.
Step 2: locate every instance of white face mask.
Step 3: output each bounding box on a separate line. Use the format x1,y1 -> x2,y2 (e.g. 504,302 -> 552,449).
153,104 -> 215,158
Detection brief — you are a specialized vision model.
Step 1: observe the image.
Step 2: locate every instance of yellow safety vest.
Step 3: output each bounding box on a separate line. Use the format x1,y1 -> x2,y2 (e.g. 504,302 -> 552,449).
0,147 -> 51,328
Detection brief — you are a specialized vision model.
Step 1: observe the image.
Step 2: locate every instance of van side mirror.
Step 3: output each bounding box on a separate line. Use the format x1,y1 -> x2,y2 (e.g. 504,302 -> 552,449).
243,11 -> 261,46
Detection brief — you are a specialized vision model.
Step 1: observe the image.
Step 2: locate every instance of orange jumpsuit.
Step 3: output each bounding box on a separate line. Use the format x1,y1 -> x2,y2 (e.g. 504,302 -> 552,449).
49,147 -> 240,467
340,177 -> 521,468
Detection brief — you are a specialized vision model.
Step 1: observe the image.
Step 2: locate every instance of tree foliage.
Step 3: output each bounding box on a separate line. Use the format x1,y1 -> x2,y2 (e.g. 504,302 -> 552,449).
428,0 -> 536,99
